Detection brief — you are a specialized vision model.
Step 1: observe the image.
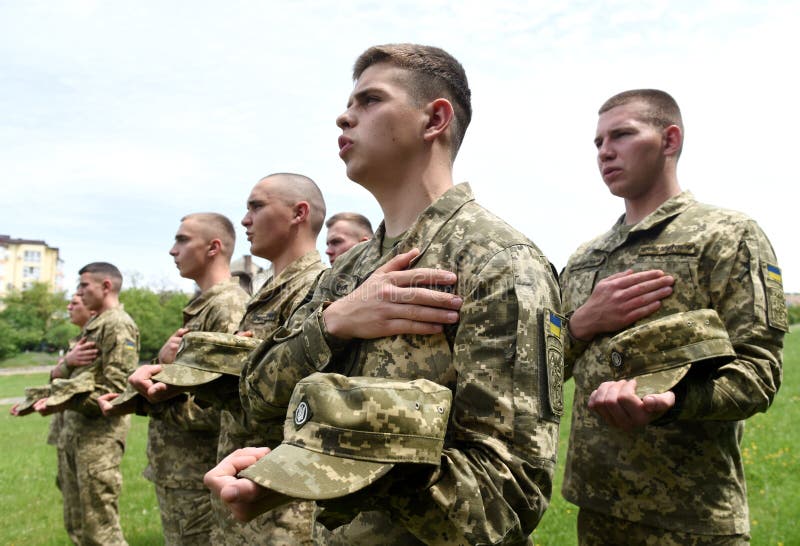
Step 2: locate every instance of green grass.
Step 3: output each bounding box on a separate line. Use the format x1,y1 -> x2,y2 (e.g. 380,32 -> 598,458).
0,413 -> 161,545
1,334 -> 797,544
0,351 -> 59,368
0,373 -> 50,400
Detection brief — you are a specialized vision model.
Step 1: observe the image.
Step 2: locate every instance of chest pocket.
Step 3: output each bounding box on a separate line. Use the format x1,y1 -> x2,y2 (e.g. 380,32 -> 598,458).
562,255 -> 605,311
632,243 -> 702,312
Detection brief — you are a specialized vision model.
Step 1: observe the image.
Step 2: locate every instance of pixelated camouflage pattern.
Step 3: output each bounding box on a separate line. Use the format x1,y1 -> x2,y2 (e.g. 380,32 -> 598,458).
47,372 -> 95,406
153,331 -> 261,386
560,192 -> 786,535
58,304 -> 139,546
577,507 -> 750,545
240,373 -> 452,500
242,184 -> 562,544
16,384 -> 51,414
609,309 -> 736,396
142,278 -> 247,545
212,252 -> 325,546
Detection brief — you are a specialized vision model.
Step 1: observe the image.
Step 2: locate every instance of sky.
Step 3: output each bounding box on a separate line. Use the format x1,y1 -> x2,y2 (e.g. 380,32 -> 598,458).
2,0 -> 799,294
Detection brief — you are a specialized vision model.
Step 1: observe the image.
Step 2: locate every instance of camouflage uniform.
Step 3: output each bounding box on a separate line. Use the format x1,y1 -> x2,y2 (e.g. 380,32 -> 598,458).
210,251 -> 326,546
560,192 -> 787,540
142,278 -> 248,545
60,305 -> 140,546
242,183 -> 563,545
47,336 -> 82,545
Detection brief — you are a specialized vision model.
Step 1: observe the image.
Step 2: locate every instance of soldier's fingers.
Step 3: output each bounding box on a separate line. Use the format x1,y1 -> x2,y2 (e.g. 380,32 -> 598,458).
374,248 -> 421,275
385,268 -> 457,289
642,391 -> 676,414
388,285 -> 462,310
613,269 -> 668,289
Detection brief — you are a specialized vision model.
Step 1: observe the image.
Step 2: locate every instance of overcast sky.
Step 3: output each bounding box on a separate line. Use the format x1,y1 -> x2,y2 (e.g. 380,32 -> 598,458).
3,0 -> 798,294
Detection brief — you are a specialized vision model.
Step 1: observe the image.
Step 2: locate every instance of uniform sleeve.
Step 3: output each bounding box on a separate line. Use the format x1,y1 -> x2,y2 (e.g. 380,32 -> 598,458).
239,277 -> 334,422
69,322 -> 140,416
677,222 -> 785,421
149,394 -> 221,432
558,256 -> 593,381
385,246 -> 563,543
203,299 -> 247,335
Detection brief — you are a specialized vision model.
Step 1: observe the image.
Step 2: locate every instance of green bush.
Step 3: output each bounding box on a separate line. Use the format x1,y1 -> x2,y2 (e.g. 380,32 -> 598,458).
120,288 -> 191,361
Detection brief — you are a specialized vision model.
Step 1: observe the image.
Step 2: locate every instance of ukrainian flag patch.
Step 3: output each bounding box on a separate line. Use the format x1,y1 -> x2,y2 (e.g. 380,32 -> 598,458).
124,340 -> 136,351
767,264 -> 782,283
548,311 -> 562,338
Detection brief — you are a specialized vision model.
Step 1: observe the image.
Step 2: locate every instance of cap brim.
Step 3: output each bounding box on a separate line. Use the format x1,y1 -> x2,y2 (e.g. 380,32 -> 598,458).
111,385 -> 141,406
47,385 -> 94,407
633,365 -> 691,397
15,399 -> 40,414
239,443 -> 394,501
152,364 -> 223,387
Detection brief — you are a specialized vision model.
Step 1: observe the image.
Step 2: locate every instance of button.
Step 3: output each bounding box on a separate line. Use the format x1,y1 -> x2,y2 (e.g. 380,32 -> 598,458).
611,351 -> 623,368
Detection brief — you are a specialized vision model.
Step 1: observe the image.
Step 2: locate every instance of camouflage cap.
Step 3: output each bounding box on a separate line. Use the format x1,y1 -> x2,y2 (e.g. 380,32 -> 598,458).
110,383 -> 141,407
15,385 -> 52,415
152,332 -> 260,387
609,308 -> 736,396
47,372 -> 95,406
239,372 -> 452,504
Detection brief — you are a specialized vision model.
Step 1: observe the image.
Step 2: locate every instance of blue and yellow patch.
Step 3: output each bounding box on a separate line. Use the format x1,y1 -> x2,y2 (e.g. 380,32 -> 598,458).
549,312 -> 562,338
767,264 -> 782,283
124,340 -> 136,351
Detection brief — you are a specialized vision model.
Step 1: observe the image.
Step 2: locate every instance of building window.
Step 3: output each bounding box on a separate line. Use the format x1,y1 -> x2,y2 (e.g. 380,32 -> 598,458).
23,266 -> 40,279
24,250 -> 42,262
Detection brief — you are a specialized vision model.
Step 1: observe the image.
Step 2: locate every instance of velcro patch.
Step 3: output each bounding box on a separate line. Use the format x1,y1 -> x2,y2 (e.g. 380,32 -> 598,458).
762,263 -> 789,332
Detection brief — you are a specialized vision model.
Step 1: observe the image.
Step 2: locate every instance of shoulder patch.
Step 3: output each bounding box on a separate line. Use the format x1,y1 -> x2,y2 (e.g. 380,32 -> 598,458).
762,263 -> 789,332
124,339 -> 136,351
543,308 -> 565,417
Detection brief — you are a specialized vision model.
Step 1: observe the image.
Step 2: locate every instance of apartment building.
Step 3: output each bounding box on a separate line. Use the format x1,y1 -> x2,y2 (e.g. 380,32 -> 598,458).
0,235 -> 62,298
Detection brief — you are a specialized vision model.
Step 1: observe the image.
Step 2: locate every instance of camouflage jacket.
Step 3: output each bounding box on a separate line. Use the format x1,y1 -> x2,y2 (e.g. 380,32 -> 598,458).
560,192 -> 786,534
47,335 -> 81,448
63,305 -> 139,442
242,183 -> 563,545
144,277 -> 248,489
212,251 -> 326,457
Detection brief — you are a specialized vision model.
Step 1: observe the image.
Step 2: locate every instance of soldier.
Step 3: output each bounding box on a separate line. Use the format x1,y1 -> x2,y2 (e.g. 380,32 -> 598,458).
206,43 -> 562,545
10,294 -> 96,543
131,174 -> 327,545
34,262 -> 140,546
98,213 -> 248,545
559,89 -> 786,544
324,211 -> 373,264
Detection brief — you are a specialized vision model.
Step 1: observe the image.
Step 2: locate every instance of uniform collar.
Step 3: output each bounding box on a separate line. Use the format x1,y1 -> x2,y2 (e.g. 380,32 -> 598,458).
594,191 -> 696,253
249,250 -> 324,304
354,183 -> 475,272
183,277 -> 241,319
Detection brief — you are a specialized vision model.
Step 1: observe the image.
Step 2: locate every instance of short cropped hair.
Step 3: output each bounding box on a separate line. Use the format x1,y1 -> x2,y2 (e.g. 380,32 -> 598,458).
79,262 -> 123,293
353,44 -> 472,160
262,173 -> 327,236
325,212 -> 373,237
600,89 -> 684,155
181,212 -> 236,260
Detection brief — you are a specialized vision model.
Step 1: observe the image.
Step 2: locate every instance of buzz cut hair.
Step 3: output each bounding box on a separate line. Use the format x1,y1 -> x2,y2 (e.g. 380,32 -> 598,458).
600,89 -> 683,132
78,262 -> 123,293
262,173 -> 327,236
181,212 -> 237,260
353,43 -> 472,160
325,212 -> 373,237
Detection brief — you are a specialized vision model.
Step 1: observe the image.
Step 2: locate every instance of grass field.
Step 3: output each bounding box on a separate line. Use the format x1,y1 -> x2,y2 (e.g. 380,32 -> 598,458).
1,333 -> 797,544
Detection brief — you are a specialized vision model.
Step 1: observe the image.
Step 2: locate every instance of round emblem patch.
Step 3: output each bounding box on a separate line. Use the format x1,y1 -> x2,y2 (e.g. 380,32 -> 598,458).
611,351 -> 623,368
294,401 -> 310,427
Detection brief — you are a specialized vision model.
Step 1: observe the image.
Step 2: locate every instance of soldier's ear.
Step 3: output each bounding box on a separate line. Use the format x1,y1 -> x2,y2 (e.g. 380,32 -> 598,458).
292,202 -> 310,225
208,238 -> 222,257
423,98 -> 454,143
663,125 -> 682,157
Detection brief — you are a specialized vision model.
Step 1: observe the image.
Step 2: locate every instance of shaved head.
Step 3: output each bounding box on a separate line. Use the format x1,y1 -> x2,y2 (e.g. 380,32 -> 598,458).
180,212 -> 236,259
259,173 -> 327,236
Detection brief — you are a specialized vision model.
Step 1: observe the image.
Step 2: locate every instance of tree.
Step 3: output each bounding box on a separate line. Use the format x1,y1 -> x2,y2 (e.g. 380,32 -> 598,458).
120,288 -> 191,361
0,282 -> 69,357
